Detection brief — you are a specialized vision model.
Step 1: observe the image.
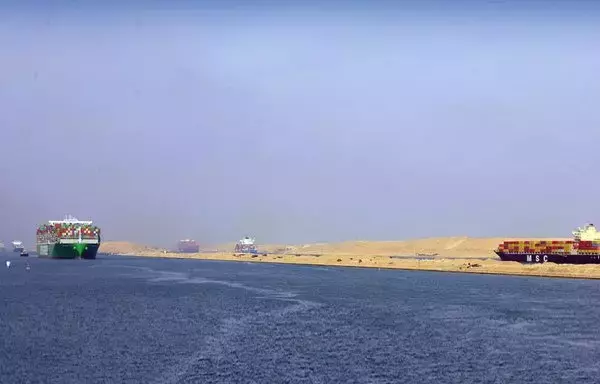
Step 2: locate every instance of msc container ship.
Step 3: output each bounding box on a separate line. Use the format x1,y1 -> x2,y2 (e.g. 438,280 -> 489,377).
36,215 -> 101,259
495,223 -> 600,264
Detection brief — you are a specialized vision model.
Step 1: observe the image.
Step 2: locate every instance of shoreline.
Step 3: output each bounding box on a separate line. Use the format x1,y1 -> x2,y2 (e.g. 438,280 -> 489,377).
113,251 -> 600,281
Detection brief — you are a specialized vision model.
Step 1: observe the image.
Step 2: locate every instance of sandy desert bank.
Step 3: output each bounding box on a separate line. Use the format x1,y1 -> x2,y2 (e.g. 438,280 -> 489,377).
97,237 -> 600,280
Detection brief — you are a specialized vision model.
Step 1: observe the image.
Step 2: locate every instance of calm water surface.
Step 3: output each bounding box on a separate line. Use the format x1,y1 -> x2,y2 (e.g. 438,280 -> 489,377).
1,252 -> 599,383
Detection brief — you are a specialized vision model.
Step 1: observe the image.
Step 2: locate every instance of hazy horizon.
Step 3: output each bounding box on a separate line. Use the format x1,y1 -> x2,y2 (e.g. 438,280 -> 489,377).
1,1 -> 600,248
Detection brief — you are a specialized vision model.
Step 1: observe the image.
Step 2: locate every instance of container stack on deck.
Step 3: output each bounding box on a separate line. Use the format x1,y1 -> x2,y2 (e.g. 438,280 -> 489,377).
37,223 -> 100,242
574,240 -> 600,254
498,240 -> 576,254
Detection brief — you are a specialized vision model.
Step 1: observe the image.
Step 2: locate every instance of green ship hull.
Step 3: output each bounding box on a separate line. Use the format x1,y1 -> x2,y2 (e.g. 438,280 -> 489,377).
37,242 -> 100,259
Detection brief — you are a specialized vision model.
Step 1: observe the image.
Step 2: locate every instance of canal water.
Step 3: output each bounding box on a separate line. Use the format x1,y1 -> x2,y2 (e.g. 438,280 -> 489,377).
1,252 -> 598,383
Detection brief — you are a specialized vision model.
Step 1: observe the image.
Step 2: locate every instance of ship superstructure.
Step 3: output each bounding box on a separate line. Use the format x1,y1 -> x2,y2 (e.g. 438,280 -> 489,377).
12,241 -> 24,253
495,223 -> 600,264
36,214 -> 101,259
234,236 -> 259,254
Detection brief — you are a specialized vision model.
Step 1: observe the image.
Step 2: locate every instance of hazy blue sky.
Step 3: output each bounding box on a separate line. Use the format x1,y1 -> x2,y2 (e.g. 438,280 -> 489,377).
1,1 -> 599,247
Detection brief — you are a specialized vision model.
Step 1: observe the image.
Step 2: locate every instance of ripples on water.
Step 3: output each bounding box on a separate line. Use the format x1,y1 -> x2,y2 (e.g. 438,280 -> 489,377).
0,252 -> 599,383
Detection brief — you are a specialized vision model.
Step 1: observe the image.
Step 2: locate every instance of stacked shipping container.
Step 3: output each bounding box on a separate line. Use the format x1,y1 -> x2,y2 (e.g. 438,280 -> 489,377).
497,240 -> 600,254
37,223 -> 101,242
497,240 -> 576,254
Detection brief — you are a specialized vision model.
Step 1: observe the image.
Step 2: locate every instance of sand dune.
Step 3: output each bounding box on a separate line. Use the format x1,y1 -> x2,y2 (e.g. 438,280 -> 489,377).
275,237 -> 491,257
99,241 -> 166,255
99,237 -> 597,279
216,237 -> 569,258
101,236 -> 572,259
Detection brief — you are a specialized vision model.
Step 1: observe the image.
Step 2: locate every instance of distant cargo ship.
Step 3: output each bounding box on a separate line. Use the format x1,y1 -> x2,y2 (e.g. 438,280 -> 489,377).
36,215 -> 101,259
495,223 -> 600,264
177,239 -> 199,253
234,236 -> 259,254
12,241 -> 24,253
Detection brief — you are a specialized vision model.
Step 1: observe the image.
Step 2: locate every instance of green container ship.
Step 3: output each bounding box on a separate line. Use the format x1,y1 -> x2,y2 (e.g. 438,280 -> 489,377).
36,215 -> 101,259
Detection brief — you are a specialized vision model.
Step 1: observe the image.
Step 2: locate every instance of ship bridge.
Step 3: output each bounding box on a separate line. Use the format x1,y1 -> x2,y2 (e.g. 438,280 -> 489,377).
49,214 -> 92,225
573,223 -> 600,241
239,236 -> 255,245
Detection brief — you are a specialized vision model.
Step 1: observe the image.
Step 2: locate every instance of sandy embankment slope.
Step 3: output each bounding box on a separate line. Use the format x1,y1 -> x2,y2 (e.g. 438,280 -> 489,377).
99,241 -> 168,255
99,237 -> 600,280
